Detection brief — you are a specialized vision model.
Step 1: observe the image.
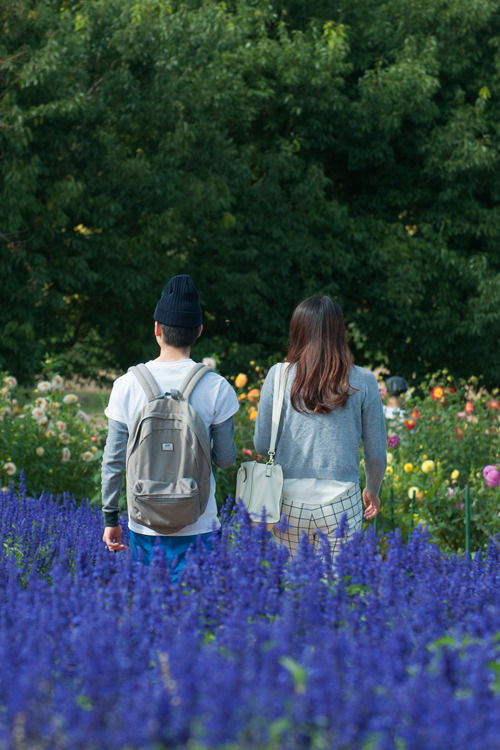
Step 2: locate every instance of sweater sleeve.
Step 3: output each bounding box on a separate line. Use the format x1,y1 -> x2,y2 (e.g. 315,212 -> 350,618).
253,367 -> 275,457
101,418 -> 128,527
210,416 -> 237,468
361,375 -> 387,494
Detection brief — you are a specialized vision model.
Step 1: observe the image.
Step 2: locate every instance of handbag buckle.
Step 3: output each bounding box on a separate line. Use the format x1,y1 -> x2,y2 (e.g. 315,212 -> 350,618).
266,451 -> 275,466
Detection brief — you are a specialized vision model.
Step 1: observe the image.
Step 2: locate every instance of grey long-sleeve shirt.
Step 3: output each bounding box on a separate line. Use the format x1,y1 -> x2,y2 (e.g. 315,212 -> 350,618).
254,364 -> 387,494
101,416 -> 237,527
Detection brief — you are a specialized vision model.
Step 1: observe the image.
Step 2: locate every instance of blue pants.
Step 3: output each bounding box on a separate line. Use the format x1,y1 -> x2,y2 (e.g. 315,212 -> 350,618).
128,529 -> 214,582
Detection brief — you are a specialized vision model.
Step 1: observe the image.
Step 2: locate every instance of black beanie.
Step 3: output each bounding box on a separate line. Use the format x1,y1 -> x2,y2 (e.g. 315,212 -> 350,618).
154,275 -> 202,327
386,375 -> 408,396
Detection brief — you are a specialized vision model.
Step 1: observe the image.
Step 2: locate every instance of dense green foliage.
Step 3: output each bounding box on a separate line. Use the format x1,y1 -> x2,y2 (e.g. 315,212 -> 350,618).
2,0 -> 500,382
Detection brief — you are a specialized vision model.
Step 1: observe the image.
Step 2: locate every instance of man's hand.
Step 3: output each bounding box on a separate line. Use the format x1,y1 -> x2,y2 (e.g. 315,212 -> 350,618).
102,525 -> 128,552
362,488 -> 381,520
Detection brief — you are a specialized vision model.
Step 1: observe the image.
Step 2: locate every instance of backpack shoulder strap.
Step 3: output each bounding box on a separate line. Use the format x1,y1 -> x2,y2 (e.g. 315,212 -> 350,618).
176,363 -> 211,402
128,364 -> 163,402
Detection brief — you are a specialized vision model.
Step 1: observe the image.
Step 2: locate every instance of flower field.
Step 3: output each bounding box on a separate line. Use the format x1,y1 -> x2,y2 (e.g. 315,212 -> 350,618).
1,483 -> 500,749
374,370 -> 500,553
1,366 -> 500,555
0,374 -> 106,503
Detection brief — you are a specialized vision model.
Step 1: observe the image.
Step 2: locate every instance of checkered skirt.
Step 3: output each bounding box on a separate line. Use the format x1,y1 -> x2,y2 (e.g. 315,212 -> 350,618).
274,482 -> 363,556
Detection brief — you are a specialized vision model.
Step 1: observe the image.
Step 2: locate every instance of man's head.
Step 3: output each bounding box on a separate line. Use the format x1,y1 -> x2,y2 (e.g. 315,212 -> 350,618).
386,375 -> 408,397
154,274 -> 203,349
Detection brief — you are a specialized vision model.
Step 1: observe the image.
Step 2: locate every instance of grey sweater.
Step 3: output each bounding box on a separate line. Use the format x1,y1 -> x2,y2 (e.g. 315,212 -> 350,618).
254,364 -> 387,494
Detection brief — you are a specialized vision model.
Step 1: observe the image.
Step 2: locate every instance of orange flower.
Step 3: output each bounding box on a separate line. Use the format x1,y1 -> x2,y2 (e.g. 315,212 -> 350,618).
431,386 -> 444,400
465,401 -> 474,414
235,373 -> 248,388
487,399 -> 500,411
247,388 -> 260,402
411,407 -> 420,420
248,407 -> 258,420
404,419 -> 416,430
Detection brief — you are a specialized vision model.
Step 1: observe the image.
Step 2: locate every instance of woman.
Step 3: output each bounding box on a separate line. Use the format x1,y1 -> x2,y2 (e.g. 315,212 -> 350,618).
253,295 -> 386,556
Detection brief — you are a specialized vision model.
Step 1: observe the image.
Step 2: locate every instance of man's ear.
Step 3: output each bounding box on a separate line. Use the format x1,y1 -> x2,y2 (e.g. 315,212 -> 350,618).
154,321 -> 162,337
197,324 -> 203,339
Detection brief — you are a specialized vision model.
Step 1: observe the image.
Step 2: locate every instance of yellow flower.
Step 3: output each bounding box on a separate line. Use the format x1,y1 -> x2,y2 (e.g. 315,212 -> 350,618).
408,486 -> 420,499
421,459 -> 435,474
234,373 -> 248,389
385,465 -> 394,475
451,470 -> 459,480
404,463 -> 414,473
238,393 -> 246,401
36,447 -> 45,457
248,407 -> 258,421
386,452 -> 393,464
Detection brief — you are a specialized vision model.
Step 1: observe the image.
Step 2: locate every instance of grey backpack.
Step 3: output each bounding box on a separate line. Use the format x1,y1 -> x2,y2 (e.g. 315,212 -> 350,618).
126,363 -> 212,534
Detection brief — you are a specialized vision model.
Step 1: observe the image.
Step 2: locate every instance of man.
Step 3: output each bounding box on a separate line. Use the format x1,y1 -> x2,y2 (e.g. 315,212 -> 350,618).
101,274 -> 239,578
382,375 -> 408,421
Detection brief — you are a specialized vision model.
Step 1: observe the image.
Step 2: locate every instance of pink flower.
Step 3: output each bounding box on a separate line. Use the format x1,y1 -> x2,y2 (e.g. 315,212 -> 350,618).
387,435 -> 399,448
465,401 -> 474,414
446,487 -> 455,498
483,465 -> 500,488
242,448 -> 252,456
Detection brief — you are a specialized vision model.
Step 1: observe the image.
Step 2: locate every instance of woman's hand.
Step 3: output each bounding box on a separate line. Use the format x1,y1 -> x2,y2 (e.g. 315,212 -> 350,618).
362,488 -> 381,520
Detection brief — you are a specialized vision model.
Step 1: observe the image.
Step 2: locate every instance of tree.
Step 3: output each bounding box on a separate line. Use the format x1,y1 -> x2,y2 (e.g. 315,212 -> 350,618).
1,0 -> 499,384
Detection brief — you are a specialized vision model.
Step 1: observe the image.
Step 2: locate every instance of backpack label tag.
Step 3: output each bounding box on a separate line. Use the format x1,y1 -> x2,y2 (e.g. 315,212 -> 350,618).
161,442 -> 174,451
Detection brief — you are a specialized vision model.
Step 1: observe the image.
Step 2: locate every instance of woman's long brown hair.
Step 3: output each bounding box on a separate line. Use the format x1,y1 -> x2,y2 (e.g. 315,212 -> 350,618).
287,295 -> 355,414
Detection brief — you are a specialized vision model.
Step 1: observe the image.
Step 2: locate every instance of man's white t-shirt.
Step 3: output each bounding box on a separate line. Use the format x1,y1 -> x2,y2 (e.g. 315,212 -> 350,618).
105,358 -> 239,537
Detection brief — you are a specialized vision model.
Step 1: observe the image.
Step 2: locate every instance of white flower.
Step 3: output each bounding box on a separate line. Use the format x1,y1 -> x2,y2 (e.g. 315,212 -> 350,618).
61,448 -> 71,462
77,409 -> 90,423
202,357 -> 217,369
81,451 -> 93,462
63,394 -> 78,405
3,462 -> 16,476
4,376 -> 17,389
37,416 -> 49,427
59,433 -> 71,445
31,407 -> 46,421
51,375 -> 64,390
56,421 -> 67,432
35,397 -> 48,408
37,381 -> 52,393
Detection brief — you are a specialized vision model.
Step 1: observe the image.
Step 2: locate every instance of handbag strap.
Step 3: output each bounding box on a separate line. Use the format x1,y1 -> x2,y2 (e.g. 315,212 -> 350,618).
267,363 -> 289,465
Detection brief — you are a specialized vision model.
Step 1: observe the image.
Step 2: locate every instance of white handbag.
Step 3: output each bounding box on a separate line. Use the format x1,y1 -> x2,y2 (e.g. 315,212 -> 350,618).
236,363 -> 288,527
